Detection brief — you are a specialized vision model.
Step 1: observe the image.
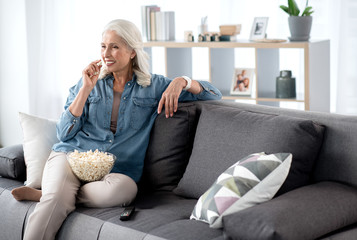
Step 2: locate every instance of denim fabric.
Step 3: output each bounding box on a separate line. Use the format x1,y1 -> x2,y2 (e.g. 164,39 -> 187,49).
53,74 -> 221,182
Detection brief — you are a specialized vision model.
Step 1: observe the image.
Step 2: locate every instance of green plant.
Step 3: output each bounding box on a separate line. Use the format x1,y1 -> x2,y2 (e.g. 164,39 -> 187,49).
280,0 -> 313,16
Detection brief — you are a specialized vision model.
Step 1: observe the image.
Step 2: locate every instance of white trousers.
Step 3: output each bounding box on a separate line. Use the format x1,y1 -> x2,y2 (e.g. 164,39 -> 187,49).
23,151 -> 138,240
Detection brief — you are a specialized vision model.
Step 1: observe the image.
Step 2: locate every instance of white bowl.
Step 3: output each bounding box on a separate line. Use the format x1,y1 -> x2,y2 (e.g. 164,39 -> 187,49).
67,150 -> 115,182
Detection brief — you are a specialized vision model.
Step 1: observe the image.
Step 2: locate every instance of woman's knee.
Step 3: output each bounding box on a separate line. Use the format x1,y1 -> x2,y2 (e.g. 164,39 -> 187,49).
79,174 -> 137,208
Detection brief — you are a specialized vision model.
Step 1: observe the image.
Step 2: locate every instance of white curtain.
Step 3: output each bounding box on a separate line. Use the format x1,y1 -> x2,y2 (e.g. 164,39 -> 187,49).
25,0 -> 64,119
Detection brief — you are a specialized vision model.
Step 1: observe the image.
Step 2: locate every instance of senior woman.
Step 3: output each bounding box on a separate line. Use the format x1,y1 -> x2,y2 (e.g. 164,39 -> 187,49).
11,19 -> 221,240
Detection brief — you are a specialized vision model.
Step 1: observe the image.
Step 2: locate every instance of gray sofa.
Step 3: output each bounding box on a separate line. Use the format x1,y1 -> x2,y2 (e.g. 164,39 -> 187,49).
1,100 -> 357,240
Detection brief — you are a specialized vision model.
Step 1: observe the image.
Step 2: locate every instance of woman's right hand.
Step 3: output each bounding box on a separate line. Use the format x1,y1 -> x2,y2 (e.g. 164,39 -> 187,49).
82,60 -> 102,92
68,60 -> 102,117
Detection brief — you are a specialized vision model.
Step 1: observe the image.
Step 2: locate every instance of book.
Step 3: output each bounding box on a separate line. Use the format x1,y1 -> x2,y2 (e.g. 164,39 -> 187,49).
141,5 -> 160,41
155,11 -> 166,41
155,11 -> 175,41
147,6 -> 160,41
142,6 -> 175,41
164,11 -> 175,41
150,8 -> 161,41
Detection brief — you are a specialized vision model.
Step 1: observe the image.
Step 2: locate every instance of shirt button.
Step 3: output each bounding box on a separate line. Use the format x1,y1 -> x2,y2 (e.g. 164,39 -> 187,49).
128,83 -> 130,86
123,97 -> 126,100
109,140 -> 112,143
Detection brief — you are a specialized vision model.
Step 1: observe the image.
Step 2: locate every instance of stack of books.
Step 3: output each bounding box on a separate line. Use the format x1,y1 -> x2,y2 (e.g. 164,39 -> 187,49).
141,5 -> 175,41
219,24 -> 241,41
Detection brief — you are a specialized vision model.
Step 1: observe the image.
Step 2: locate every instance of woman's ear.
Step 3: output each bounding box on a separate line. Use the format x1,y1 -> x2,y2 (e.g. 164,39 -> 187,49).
131,50 -> 136,59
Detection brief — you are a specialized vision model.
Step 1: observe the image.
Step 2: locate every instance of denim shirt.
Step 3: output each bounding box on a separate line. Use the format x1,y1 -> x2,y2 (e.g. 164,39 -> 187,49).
53,73 -> 222,182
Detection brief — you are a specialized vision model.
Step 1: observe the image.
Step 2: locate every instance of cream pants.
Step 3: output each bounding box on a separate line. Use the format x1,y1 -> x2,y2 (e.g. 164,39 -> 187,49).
23,151 -> 138,240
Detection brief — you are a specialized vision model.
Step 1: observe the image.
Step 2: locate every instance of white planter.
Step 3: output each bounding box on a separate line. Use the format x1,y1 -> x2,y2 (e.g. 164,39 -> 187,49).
288,16 -> 312,41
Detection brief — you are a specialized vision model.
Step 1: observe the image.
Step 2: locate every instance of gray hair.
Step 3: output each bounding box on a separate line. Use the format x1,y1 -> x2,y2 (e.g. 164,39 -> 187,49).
98,19 -> 151,87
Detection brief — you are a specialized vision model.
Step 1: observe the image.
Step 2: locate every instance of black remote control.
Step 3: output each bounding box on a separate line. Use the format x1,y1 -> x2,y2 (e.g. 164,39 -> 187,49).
120,206 -> 135,221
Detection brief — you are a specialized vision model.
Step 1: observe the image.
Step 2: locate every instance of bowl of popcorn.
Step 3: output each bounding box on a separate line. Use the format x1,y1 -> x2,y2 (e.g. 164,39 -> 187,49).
67,149 -> 116,182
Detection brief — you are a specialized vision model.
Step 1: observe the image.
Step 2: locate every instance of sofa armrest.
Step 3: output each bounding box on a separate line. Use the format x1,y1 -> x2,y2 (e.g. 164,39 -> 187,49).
222,181 -> 357,240
0,144 -> 26,180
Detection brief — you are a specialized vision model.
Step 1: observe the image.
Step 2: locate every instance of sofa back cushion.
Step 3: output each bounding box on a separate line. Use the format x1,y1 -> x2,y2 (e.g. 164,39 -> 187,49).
174,105 -> 325,199
200,100 -> 357,190
141,102 -> 199,191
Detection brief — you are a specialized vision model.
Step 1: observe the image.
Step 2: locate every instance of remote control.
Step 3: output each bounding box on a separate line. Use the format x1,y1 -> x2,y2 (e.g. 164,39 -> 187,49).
120,206 -> 135,221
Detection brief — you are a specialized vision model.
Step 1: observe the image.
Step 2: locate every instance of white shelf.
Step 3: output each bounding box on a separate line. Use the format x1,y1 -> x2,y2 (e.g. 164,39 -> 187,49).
143,39 -> 330,112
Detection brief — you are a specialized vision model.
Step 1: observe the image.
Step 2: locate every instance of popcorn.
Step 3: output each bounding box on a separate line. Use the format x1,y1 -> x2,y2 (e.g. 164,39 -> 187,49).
67,149 -> 115,182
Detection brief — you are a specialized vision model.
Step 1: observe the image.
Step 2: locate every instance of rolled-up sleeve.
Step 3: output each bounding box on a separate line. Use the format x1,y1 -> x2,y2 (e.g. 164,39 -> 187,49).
56,80 -> 86,142
179,80 -> 222,101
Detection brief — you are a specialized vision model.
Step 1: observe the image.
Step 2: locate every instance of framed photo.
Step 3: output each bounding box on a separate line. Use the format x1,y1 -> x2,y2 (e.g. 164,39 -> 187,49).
230,68 -> 255,96
250,17 -> 269,40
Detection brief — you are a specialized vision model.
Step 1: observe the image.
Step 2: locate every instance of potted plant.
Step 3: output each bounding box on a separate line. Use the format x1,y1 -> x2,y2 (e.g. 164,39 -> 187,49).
280,0 -> 314,41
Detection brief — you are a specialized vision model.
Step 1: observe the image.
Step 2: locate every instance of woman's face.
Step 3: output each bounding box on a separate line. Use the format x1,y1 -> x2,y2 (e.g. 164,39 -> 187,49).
101,30 -> 136,74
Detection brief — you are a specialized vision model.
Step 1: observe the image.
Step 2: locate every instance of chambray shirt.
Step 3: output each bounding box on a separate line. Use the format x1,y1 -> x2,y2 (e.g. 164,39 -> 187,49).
53,73 -> 222,182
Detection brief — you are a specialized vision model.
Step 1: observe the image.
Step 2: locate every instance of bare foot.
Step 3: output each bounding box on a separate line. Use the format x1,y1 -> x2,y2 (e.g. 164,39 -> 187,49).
11,186 -> 42,202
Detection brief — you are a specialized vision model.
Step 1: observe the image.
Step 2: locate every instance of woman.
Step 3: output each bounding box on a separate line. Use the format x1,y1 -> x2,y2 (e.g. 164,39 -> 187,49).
11,19 -> 221,240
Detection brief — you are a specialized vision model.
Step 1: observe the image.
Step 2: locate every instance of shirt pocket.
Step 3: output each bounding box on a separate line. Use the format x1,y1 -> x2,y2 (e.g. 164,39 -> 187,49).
87,96 -> 101,125
130,97 -> 158,130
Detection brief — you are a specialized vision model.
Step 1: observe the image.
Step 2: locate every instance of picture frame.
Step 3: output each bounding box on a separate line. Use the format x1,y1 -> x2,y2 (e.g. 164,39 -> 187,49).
230,68 -> 255,96
250,17 -> 269,40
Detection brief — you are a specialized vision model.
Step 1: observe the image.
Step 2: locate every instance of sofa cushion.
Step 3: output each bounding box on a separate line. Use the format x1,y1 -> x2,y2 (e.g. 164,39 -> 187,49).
190,152 -> 291,228
0,144 -> 26,180
174,105 -> 325,199
19,112 -> 58,188
222,181 -> 357,240
141,102 -> 198,191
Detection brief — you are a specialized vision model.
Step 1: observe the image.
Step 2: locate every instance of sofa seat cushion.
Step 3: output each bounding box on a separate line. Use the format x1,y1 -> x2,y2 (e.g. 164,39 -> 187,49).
144,219 -> 223,240
74,191 -> 223,239
319,223 -> 357,239
174,105 -> 325,199
0,144 -> 26,180
222,181 -> 357,240
0,176 -> 25,194
77,191 -> 198,233
0,182 -> 36,240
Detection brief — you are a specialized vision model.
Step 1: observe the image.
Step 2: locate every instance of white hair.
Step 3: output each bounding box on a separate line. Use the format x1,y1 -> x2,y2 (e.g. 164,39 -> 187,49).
98,19 -> 151,87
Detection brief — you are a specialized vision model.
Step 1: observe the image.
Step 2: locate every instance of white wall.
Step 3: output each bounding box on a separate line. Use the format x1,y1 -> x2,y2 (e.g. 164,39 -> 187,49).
0,0 -> 29,147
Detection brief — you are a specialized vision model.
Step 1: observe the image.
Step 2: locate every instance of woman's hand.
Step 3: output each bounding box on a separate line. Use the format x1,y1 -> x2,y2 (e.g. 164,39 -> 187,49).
82,60 -> 102,93
158,77 -> 186,118
69,60 -> 102,117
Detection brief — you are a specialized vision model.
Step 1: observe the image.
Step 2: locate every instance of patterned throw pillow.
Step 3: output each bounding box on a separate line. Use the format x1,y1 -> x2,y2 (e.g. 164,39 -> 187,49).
190,152 -> 292,228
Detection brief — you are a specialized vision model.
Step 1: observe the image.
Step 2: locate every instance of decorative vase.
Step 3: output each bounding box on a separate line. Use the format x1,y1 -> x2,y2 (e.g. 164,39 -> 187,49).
288,16 -> 312,41
276,70 -> 296,98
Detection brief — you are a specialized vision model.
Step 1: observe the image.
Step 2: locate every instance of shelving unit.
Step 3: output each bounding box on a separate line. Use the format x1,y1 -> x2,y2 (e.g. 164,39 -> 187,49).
143,40 -> 330,112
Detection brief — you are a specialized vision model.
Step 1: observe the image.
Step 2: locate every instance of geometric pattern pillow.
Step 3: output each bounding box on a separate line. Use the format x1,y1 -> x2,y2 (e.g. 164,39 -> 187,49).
190,152 -> 292,228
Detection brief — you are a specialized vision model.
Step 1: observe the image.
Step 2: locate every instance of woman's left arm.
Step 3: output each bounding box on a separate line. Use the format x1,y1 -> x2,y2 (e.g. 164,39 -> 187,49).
158,76 -> 222,118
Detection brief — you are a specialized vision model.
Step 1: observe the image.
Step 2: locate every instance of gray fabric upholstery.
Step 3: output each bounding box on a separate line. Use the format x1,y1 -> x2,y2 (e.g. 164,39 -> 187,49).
99,222 -> 147,240
0,190 -> 35,240
199,100 -> 357,189
2,100 -> 357,240
56,212 -> 104,240
319,223 -> 357,239
0,176 -> 24,194
142,102 -> 198,191
174,105 -> 325,199
144,220 -> 223,240
222,181 -> 357,240
0,144 -> 26,180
